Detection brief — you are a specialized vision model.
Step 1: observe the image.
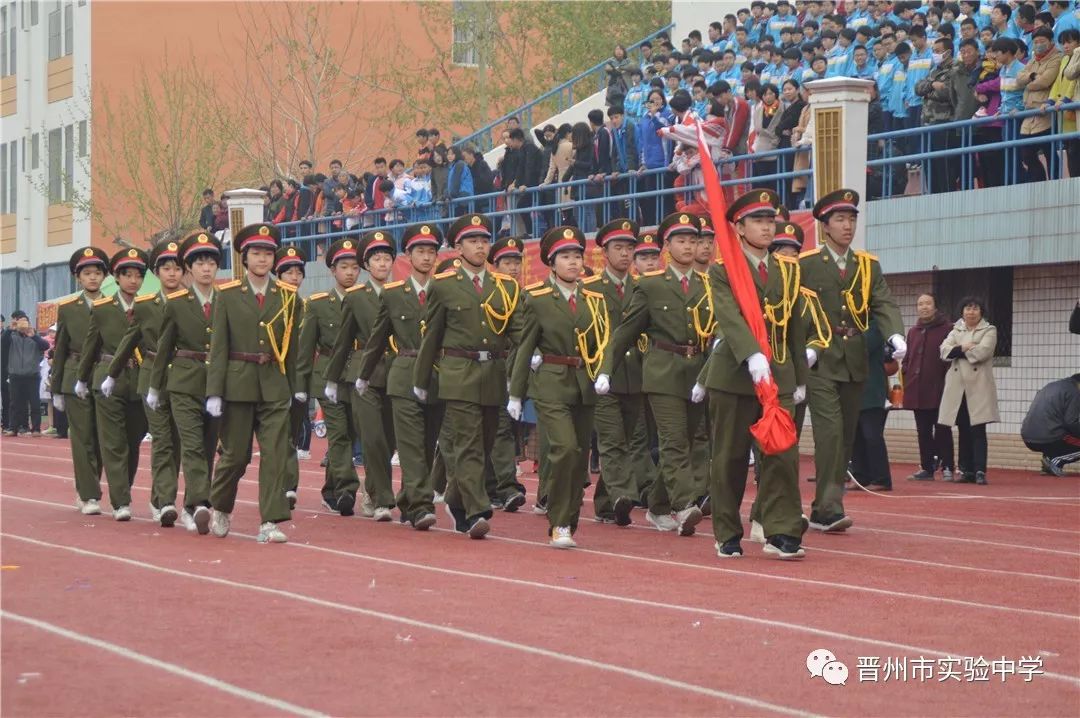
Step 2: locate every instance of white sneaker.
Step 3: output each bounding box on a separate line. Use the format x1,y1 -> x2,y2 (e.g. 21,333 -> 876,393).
159,505 -> 178,528
296,449 -> 311,460
645,510 -> 677,532
550,526 -> 577,549
433,491 -> 445,504
749,519 -> 765,544
675,506 -> 703,536
79,498 -> 102,516
179,510 -> 197,533
359,494 -> 376,518
413,512 -> 437,531
210,510 -> 230,538
373,506 -> 393,522
257,521 -> 287,543
286,490 -> 297,510
390,451 -> 400,466
113,506 -> 132,522
142,433 -> 152,443
149,503 -> 162,522
193,506 -> 211,535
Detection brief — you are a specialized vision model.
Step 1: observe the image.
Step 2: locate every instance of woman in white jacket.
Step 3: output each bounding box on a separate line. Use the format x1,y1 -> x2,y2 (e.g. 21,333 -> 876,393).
938,297 -> 999,485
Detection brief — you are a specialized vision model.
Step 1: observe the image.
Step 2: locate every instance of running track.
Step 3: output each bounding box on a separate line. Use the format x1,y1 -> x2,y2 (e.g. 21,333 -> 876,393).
2,435 -> 1078,716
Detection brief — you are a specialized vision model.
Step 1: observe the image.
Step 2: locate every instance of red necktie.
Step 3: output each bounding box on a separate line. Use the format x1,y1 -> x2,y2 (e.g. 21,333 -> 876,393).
680,276 -> 689,295
839,266 -> 847,280
473,275 -> 483,295
616,283 -> 624,299
126,308 -> 134,322
418,289 -> 427,306
758,261 -> 768,285
568,294 -> 577,314
203,302 -> 211,320
256,293 -> 265,309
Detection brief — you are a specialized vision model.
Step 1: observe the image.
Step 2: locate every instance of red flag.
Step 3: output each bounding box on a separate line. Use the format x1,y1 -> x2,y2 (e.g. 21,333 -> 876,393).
694,121 -> 796,455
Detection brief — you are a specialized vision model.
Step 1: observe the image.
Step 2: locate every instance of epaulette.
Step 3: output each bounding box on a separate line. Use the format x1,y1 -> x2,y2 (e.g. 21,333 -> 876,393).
853,249 -> 879,261
582,289 -> 603,300
492,272 -> 515,283
799,287 -> 819,298
57,295 -> 80,307
275,279 -> 297,292
219,279 -> 242,290
383,280 -> 405,290
799,248 -> 822,259
582,275 -> 601,285
434,270 -> 457,280
775,253 -> 798,264
523,281 -> 546,291
346,283 -> 367,292
135,294 -> 157,303
642,269 -> 666,277
307,291 -> 329,301
167,289 -> 188,300
529,287 -> 553,297
92,297 -> 112,307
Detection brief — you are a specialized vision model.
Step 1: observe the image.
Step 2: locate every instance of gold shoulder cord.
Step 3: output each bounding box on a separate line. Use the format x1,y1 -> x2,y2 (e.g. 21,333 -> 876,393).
389,335 -> 399,354
690,280 -> 717,352
482,276 -> 519,335
842,254 -> 872,332
265,290 -> 296,374
636,333 -> 649,353
576,293 -> 611,380
134,348 -> 143,366
800,288 -> 833,350
762,260 -> 799,364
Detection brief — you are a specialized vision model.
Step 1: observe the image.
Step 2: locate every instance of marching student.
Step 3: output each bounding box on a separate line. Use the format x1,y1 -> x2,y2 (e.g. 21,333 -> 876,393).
273,245 -> 309,509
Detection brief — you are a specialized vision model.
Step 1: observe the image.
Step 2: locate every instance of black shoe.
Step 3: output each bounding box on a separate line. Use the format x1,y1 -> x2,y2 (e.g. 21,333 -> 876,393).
974,471 -> 988,485
336,492 -> 356,517
589,454 -> 600,474
954,471 -> 976,484
467,516 -> 490,539
907,469 -> 934,481
695,494 -> 712,517
613,496 -> 634,526
593,512 -> 616,524
321,496 -> 335,512
864,483 -> 893,492
443,503 -> 470,533
503,492 -> 526,513
489,497 -> 505,510
320,455 -> 329,468
808,514 -> 853,533
764,534 -> 806,560
715,538 -> 743,558
1040,456 -> 1054,476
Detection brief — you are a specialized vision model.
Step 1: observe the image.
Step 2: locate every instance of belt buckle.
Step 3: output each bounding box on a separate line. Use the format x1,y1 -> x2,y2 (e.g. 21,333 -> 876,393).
477,350 -> 491,362
258,354 -> 270,365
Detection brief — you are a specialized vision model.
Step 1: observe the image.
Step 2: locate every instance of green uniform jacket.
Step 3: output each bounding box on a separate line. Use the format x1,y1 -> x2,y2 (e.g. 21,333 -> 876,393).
206,278 -> 301,402
860,322 -> 889,410
150,288 -> 215,397
296,290 -> 349,400
76,296 -> 141,401
414,268 -> 523,407
583,273 -> 644,395
604,268 -> 711,398
107,292 -> 166,395
798,247 -> 903,383
509,282 -> 611,406
325,283 -> 391,390
355,279 -> 441,401
50,293 -> 94,395
703,254 -> 809,396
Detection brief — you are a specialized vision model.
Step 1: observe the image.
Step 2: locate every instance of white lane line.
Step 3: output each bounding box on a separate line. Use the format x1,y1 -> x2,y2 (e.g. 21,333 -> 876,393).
1,610 -> 325,717
857,525 -> 1080,556
5,491 -> 1080,688
0,532 -> 818,717
847,507 -> 1080,536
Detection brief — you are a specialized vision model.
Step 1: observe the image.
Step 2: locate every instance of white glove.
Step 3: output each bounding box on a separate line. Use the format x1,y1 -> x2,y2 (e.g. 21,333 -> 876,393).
413,386 -> 428,402
206,396 -> 223,418
530,352 -> 542,371
52,395 -> 65,412
146,388 -> 161,412
294,392 -> 308,403
805,347 -> 818,368
354,378 -> 369,397
747,352 -> 771,385
324,382 -> 338,404
793,385 -> 807,404
888,334 -> 907,361
594,373 -> 610,395
507,397 -> 522,421
690,383 -> 707,403
100,376 -> 116,398
74,380 -> 89,400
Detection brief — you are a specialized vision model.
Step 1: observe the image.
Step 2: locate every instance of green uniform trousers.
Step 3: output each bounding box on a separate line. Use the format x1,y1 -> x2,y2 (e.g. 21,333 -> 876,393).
485,407 -> 523,501
709,390 -> 803,543
284,398 -> 308,494
535,400 -> 594,534
535,419 -> 550,501
94,392 -> 147,509
351,387 -> 395,508
646,393 -> 706,512
66,392 -> 103,502
431,421 -> 450,495
391,397 -> 442,522
592,393 -> 643,515
443,400 -> 498,520
211,399 -> 291,523
637,404 -> 668,512
145,394 -> 181,510
169,391 -> 218,511
807,372 -> 864,521
320,399 -> 360,503
692,398 -> 711,501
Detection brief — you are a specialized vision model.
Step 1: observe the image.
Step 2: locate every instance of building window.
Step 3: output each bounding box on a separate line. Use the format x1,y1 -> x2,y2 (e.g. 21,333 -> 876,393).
451,1 -> 478,66
31,132 -> 38,169
64,3 -> 72,56
1,4 -> 13,76
6,139 -> 14,212
47,127 -> 62,201
78,120 -> 87,156
932,267 -> 1013,359
1,143 -> 7,213
64,123 -> 73,199
31,0 -> 38,26
47,3 -> 60,59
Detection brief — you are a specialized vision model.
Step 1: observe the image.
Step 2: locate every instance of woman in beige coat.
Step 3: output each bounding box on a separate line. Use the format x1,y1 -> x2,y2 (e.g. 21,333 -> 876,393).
938,297 -> 999,485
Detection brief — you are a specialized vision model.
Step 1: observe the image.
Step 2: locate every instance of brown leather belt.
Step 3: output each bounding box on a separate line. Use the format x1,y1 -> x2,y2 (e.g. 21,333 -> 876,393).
396,349 -> 419,358
832,326 -> 861,338
229,351 -> 273,365
142,350 -> 157,361
101,353 -> 138,369
442,348 -> 506,362
652,340 -> 702,357
542,354 -> 584,368
175,349 -> 208,361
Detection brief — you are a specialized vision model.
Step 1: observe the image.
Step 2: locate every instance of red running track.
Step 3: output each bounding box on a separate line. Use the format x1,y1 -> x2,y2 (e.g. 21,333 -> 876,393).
1,435 -> 1078,716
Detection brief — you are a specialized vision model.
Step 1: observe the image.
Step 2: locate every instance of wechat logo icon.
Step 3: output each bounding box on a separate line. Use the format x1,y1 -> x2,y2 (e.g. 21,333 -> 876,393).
807,649 -> 849,686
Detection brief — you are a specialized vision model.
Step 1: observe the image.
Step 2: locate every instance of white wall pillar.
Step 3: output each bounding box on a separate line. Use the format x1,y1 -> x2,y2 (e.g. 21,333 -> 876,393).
223,188 -> 268,279
805,77 -> 873,250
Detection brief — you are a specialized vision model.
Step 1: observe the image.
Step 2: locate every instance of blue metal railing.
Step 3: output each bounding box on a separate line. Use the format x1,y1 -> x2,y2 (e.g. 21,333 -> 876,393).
457,23 -> 675,153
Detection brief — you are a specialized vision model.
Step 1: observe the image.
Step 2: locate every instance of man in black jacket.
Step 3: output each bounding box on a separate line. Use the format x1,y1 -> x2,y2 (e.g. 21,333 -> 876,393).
1021,375 -> 1080,476
504,128 -> 544,235
199,189 -> 215,231
2,311 -> 49,437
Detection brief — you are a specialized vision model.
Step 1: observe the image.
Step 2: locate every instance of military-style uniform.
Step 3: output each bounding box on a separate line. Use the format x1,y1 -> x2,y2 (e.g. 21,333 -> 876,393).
273,245 -> 309,502
702,190 -> 809,558
605,212 -> 714,535
295,238 -> 360,515
75,248 -> 151,514
799,189 -> 903,531
52,248 -> 108,507
413,213 -> 523,536
510,227 -> 609,545
107,241 -> 182,521
149,232 -> 223,532
354,224 -> 445,528
325,230 -> 397,516
207,223 -> 301,532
